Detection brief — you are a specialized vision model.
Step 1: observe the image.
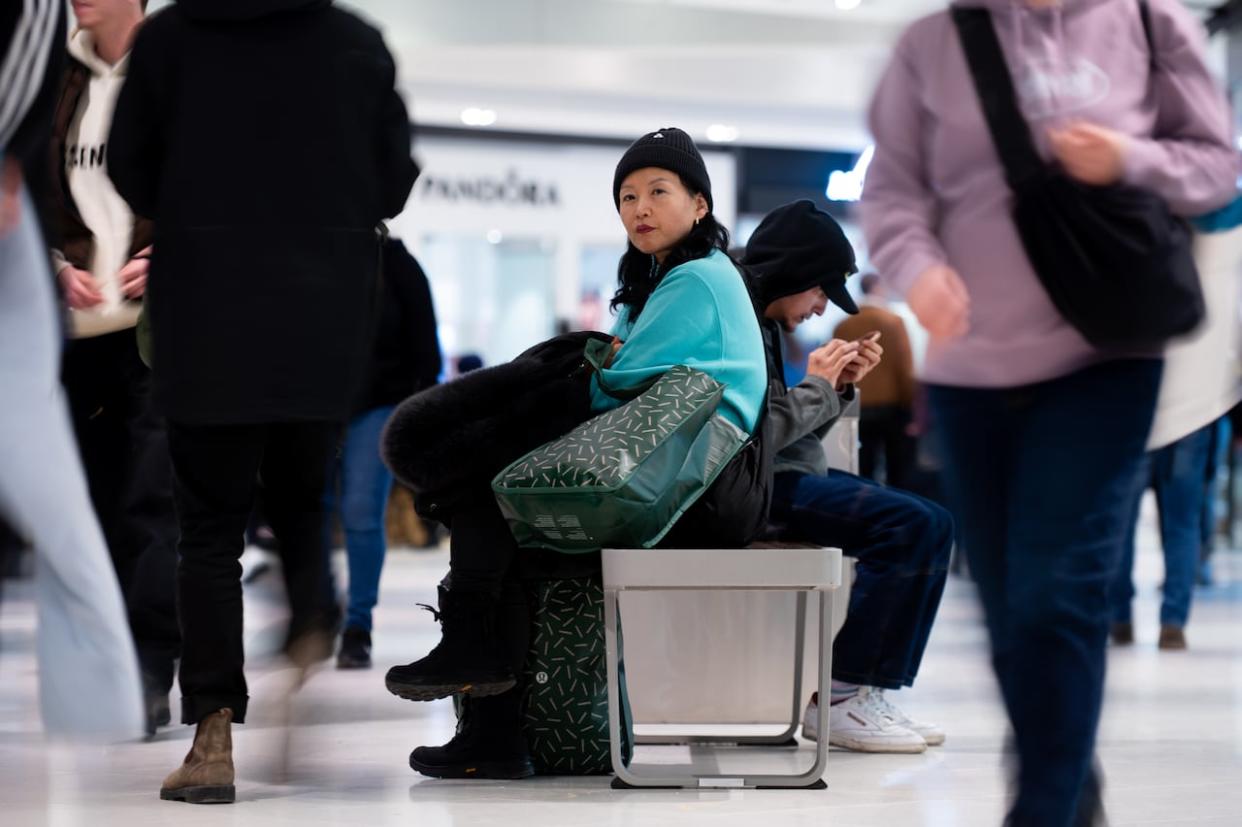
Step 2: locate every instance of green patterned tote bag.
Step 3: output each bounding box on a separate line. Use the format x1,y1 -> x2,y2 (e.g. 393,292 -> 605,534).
492,339 -> 748,553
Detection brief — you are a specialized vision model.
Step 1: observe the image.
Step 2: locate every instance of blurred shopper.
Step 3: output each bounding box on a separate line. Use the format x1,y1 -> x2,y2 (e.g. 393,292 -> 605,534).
745,201 -> 953,754
387,128 -> 768,779
1112,191 -> 1242,648
50,0 -> 180,737
862,0 -> 1236,823
834,273 -> 917,488
107,0 -> 417,804
1,0 -> 143,740
1109,423 -> 1213,650
328,238 -> 441,669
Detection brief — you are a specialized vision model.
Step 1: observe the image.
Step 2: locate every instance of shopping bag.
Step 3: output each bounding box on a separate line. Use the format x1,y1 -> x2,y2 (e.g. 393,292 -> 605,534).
491,339 -> 747,553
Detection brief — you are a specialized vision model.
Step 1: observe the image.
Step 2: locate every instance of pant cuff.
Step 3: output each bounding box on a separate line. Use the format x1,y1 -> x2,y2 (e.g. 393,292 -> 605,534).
181,693 -> 249,725
831,669 -> 907,691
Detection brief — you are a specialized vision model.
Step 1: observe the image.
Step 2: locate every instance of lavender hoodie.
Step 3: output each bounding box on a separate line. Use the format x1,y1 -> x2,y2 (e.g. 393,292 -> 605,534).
861,0 -> 1238,388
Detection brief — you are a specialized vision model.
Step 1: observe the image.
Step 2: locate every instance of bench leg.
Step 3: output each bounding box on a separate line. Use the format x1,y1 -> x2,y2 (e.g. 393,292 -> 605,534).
606,587 -> 833,789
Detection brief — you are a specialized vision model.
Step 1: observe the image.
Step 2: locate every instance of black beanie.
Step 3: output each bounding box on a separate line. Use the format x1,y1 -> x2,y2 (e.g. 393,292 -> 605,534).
743,200 -> 859,314
613,127 -> 713,212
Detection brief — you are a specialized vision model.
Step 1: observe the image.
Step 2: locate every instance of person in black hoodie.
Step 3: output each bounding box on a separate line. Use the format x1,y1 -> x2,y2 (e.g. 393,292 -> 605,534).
105,0 -> 418,804
328,237 -> 441,669
744,200 -> 954,754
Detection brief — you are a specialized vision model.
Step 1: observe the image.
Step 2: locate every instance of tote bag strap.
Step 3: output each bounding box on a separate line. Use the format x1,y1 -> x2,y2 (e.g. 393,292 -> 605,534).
583,336 -> 664,401
950,7 -> 1045,190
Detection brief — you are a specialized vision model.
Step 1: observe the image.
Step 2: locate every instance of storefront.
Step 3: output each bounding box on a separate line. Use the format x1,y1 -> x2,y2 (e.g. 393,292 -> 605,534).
388,133 -> 737,372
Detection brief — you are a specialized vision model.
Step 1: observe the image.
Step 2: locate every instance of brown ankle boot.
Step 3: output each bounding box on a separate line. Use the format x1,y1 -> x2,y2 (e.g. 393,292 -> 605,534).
160,708 -> 236,804
1158,625 -> 1187,651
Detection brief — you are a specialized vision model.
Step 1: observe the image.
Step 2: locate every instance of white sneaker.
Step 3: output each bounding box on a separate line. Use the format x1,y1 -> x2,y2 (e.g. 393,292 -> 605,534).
870,688 -> 946,747
802,689 -> 927,753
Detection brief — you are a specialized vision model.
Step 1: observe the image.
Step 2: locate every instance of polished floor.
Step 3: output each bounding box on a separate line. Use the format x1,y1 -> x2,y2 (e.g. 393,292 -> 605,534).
1,501 -> 1240,826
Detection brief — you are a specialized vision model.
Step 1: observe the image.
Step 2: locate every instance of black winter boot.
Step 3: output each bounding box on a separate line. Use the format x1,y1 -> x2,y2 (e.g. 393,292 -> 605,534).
385,587 -> 516,702
409,689 -> 534,779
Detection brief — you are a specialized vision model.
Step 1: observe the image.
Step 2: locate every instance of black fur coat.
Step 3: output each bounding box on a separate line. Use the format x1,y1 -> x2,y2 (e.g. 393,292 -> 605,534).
381,331 -> 611,523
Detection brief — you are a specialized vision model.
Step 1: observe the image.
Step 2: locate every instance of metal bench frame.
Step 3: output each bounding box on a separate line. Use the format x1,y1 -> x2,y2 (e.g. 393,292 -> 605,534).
603,545 -> 843,790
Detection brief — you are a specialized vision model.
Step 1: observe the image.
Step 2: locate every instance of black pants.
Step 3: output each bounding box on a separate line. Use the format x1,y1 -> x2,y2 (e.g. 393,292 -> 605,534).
166,420 -> 341,724
62,330 -> 181,691
858,405 -> 916,489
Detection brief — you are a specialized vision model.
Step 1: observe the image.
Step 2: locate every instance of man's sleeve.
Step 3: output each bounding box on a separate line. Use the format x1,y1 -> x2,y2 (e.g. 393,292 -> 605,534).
767,377 -> 845,452
372,42 -> 418,219
107,23 -> 165,218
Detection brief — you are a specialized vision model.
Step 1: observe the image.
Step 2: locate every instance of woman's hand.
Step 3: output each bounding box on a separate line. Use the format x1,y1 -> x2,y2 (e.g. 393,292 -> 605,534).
908,264 -> 970,339
1048,122 -> 1127,186
59,265 -> 104,309
0,157 -> 20,238
603,336 -> 623,368
119,246 -> 153,298
806,339 -> 861,388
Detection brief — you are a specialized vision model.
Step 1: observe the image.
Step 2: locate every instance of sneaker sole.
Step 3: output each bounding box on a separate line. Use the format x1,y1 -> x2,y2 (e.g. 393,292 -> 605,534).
160,784 -> 236,804
336,657 -> 372,670
919,733 -> 946,747
409,755 -> 535,780
385,676 -> 517,702
827,733 -> 927,754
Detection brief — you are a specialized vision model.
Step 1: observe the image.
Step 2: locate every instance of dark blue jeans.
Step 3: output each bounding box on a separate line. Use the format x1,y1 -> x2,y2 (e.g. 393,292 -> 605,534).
771,470 -> 953,689
1110,422 -> 1214,628
928,358 -> 1162,827
324,405 -> 396,632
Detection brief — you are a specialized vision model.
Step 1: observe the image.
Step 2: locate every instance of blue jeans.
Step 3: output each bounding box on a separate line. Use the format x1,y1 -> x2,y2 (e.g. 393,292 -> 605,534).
325,405 -> 396,632
1110,422 -> 1214,628
771,471 -> 953,689
928,359 -> 1161,827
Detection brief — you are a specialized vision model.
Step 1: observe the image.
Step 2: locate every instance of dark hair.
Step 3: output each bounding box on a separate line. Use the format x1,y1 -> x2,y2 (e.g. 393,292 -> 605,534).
860,273 -> 880,296
611,187 -> 731,321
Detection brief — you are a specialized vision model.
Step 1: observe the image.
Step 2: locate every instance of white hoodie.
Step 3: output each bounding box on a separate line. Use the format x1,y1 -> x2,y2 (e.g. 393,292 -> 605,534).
58,27 -> 141,339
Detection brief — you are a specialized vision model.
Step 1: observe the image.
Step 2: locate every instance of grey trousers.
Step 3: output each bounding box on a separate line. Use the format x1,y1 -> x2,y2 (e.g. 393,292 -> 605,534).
0,186 -> 142,739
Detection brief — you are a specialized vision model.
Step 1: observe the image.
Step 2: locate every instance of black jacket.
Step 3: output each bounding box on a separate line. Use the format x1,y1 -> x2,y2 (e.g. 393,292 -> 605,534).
383,331 -> 608,523
107,0 -> 419,424
358,239 -> 442,414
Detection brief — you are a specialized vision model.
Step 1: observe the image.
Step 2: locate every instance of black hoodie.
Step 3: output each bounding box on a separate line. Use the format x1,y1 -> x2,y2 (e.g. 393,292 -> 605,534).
107,0 -> 419,424
175,0 -> 332,23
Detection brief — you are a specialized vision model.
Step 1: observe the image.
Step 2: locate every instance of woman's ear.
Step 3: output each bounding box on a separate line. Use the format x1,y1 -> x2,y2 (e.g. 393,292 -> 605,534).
694,194 -> 708,220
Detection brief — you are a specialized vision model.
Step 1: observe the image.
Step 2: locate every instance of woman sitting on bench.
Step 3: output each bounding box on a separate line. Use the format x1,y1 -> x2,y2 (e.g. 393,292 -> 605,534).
385,127 -> 769,778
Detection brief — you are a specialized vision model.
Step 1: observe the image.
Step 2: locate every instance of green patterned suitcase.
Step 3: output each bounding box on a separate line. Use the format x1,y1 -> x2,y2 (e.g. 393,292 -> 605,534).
522,575 -> 632,775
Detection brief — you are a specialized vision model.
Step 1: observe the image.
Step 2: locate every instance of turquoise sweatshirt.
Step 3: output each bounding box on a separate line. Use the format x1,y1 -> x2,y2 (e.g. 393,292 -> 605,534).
590,248 -> 767,434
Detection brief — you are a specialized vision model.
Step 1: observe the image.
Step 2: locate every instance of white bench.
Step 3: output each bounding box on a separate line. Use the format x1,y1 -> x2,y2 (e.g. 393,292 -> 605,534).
602,544 -> 844,789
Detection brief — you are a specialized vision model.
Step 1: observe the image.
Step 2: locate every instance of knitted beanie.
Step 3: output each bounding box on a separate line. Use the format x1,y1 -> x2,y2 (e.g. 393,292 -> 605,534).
612,127 -> 712,212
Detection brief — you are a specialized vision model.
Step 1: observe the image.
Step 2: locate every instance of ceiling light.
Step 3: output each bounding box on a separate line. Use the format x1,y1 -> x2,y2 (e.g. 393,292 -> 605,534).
705,124 -> 739,143
461,107 -> 498,127
486,229 -> 504,245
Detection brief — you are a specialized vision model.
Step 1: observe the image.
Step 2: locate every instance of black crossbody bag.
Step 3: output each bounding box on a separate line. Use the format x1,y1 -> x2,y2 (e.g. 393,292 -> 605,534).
950,2 -> 1204,348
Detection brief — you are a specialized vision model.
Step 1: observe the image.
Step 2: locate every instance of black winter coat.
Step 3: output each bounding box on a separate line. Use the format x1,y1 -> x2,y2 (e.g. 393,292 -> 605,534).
107,0 -> 419,424
382,331 -> 609,524
357,239 -> 442,414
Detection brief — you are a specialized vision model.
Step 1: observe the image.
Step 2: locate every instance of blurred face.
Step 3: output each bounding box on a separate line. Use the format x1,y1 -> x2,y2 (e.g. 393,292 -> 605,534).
618,167 -> 709,263
71,0 -> 140,29
765,285 -> 829,333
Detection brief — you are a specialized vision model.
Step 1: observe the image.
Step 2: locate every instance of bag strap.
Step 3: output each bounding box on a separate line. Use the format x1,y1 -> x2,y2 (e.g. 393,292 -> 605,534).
583,337 -> 663,401
950,7 -> 1045,190
1138,0 -> 1157,73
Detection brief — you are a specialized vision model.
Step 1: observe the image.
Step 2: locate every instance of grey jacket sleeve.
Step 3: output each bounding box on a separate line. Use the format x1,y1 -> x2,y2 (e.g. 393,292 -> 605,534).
768,376 -> 853,452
